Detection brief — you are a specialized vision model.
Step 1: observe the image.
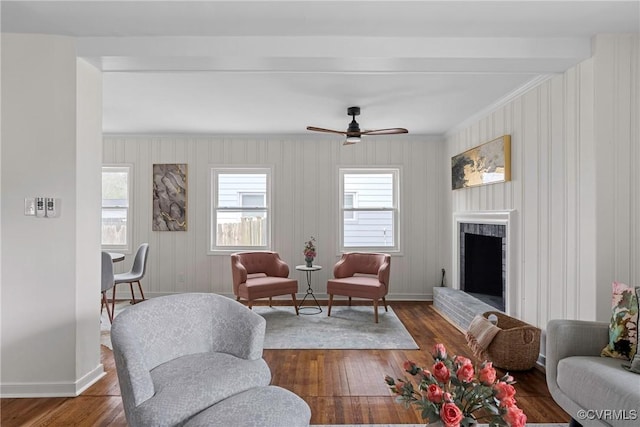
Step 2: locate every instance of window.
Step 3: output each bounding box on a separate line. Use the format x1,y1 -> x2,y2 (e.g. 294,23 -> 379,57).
211,168 -> 271,251
339,168 -> 400,252
102,165 -> 132,251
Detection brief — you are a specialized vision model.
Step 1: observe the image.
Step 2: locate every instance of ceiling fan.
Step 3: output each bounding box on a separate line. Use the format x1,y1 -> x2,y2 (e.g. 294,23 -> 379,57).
307,106 -> 408,145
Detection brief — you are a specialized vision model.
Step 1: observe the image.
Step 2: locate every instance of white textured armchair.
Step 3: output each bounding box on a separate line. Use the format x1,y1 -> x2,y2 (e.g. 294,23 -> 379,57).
110,293 -> 311,427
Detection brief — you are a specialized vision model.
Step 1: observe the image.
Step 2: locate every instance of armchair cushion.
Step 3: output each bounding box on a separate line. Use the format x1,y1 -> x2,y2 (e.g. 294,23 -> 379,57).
133,352 -> 270,427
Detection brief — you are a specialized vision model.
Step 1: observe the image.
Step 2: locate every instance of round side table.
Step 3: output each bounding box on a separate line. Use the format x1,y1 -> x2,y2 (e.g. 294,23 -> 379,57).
295,265 -> 322,314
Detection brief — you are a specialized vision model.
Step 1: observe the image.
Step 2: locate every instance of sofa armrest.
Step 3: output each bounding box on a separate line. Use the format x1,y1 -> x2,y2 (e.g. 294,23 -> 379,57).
545,319 -> 609,402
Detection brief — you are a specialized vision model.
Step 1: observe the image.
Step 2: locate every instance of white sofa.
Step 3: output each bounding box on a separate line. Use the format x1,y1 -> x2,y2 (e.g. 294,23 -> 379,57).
546,319 -> 640,427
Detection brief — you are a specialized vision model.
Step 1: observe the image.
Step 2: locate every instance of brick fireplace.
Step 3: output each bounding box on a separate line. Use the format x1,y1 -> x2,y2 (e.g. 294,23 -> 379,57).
434,210 -> 516,330
453,210 -> 514,315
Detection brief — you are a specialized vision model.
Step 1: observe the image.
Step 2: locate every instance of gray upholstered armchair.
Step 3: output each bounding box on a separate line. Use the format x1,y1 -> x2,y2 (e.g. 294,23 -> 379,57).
110,293 -> 311,427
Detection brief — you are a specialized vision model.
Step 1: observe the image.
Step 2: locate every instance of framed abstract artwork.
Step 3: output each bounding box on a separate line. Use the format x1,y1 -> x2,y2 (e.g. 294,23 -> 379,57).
451,135 -> 511,190
152,163 -> 187,231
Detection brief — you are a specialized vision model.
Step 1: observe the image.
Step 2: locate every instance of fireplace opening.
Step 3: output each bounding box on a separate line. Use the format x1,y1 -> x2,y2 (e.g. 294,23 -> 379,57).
459,223 -> 506,311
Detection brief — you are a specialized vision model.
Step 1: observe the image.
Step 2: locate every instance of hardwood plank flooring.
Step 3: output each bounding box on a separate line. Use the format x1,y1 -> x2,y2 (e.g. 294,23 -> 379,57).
1,302 -> 570,426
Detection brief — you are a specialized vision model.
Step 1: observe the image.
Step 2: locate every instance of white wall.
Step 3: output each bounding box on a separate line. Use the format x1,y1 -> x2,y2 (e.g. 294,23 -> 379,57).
103,135 -> 448,300
446,34 -> 640,328
1,34 -> 104,397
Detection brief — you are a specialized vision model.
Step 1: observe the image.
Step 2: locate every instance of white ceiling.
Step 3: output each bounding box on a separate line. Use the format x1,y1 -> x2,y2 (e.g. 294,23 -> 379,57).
2,1 -> 639,136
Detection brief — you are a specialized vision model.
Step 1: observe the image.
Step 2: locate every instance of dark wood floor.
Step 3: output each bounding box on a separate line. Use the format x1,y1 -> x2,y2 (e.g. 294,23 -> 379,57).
1,302 -> 570,426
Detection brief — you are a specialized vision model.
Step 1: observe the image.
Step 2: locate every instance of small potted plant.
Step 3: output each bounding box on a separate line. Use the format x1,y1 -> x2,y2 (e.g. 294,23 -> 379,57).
303,236 -> 316,267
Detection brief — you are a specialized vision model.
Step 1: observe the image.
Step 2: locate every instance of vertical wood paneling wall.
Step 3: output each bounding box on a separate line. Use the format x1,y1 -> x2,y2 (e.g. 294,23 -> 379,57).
103,135 -> 447,300
446,34 -> 640,328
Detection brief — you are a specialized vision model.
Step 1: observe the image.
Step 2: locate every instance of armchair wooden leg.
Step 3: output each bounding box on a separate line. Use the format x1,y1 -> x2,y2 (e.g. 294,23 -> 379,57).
247,300 -> 253,310
269,297 -> 273,307
383,297 -> 388,312
328,294 -> 334,317
373,299 -> 379,323
348,296 -> 352,306
291,294 -> 299,315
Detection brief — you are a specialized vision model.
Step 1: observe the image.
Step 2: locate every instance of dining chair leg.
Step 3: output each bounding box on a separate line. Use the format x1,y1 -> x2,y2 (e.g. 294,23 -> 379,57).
101,291 -> 114,323
129,282 -> 137,304
136,281 -> 146,301
111,286 -> 117,319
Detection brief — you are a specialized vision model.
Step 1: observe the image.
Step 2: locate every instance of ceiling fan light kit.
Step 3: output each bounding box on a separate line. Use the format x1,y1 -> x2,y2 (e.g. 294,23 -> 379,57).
307,106 -> 408,145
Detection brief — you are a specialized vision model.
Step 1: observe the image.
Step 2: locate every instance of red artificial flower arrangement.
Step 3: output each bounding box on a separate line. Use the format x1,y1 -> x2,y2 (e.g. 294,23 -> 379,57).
384,343 -> 527,427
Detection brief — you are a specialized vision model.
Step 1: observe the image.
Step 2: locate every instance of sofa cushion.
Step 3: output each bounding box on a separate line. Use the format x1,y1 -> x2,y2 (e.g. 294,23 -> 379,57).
601,282 -> 638,360
183,386 -> 311,427
133,352 -> 271,427
557,356 -> 640,414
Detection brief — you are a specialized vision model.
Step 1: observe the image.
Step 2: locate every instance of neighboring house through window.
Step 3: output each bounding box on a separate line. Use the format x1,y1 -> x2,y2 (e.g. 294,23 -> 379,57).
211,168 -> 271,252
339,168 -> 400,252
102,165 -> 132,252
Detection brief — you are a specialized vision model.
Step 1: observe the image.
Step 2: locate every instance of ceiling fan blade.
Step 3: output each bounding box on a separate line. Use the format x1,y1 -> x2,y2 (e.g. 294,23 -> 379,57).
360,128 -> 409,136
306,126 -> 347,135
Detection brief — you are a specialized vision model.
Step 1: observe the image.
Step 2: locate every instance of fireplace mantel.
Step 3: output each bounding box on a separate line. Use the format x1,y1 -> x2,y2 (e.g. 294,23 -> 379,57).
452,210 -> 516,316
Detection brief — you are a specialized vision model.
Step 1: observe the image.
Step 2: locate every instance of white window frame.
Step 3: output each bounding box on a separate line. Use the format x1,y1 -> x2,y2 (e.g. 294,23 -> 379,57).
209,167 -> 272,254
338,167 -> 401,253
101,164 -> 133,253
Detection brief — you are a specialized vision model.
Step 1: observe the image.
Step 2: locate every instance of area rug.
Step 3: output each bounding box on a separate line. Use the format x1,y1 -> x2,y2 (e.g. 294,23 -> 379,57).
253,305 -> 419,350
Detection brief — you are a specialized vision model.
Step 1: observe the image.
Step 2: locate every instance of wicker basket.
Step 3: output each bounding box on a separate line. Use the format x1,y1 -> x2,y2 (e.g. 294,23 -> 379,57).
479,311 -> 541,371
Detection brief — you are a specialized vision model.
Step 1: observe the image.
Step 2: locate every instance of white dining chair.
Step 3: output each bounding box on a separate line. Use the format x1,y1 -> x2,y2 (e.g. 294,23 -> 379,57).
112,243 -> 149,311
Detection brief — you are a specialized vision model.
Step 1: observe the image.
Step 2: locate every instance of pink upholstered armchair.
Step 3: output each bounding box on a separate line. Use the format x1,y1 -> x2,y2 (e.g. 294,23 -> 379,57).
327,252 -> 391,323
231,251 -> 299,315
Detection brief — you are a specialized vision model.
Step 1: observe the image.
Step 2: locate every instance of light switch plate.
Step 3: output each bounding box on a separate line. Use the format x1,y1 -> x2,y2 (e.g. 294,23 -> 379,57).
24,198 -> 36,216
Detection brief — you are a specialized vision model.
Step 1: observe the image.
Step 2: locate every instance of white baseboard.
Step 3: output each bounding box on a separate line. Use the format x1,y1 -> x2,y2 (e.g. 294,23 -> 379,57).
0,364 -> 105,398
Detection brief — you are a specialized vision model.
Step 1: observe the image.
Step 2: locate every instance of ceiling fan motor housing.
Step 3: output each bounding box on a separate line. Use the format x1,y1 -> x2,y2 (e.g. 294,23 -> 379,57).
347,106 -> 361,134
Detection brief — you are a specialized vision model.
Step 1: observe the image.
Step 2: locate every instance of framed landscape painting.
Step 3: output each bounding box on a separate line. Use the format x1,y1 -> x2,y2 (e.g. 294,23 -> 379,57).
451,135 -> 511,190
152,163 -> 187,231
